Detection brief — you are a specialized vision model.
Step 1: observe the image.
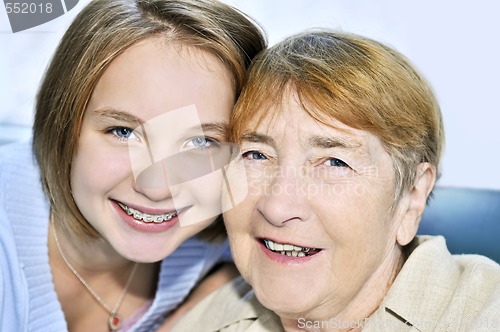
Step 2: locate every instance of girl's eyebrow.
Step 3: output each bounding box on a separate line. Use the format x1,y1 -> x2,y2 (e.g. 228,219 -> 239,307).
93,108 -> 228,137
199,122 -> 229,137
93,107 -> 144,125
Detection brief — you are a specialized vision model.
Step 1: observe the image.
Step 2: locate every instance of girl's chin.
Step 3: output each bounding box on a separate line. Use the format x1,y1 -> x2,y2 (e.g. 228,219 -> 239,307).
114,235 -> 184,262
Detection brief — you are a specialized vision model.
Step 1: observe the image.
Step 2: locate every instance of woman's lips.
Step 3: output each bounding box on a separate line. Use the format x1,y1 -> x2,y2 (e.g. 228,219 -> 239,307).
261,238 -> 322,257
258,237 -> 323,264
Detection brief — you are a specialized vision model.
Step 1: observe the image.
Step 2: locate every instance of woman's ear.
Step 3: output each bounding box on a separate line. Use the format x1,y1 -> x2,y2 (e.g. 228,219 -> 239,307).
396,162 -> 437,246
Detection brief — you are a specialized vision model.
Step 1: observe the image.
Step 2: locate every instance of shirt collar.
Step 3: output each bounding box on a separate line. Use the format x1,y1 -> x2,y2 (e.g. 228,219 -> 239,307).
365,236 -> 460,331
197,276 -> 283,331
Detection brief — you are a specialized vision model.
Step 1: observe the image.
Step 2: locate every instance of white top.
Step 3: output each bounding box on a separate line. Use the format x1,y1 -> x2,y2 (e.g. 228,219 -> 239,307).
0,139 -> 231,331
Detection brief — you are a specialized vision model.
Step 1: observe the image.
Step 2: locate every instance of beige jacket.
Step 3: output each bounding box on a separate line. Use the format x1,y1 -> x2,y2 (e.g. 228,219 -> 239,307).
172,236 -> 500,331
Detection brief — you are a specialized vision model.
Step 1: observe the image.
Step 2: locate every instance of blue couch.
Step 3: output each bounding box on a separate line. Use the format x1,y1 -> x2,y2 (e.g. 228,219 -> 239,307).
419,186 -> 500,263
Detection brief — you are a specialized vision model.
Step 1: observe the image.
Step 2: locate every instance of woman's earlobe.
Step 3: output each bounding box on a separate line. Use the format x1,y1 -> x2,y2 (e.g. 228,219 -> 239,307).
396,162 -> 437,246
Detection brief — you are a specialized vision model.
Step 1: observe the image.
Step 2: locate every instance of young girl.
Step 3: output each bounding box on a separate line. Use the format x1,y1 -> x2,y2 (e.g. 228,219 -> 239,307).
0,0 -> 266,331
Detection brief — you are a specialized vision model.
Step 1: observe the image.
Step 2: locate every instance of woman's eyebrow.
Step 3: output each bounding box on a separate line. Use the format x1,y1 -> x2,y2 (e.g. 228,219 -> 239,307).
241,132 -> 276,148
309,135 -> 374,161
308,135 -> 362,150
93,107 -> 144,125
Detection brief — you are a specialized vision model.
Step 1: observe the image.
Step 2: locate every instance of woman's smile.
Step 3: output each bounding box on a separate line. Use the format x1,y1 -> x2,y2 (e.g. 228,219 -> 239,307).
261,238 -> 323,257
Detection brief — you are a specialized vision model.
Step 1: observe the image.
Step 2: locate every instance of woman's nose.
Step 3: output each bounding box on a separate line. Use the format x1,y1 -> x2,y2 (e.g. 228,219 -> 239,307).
256,166 -> 312,227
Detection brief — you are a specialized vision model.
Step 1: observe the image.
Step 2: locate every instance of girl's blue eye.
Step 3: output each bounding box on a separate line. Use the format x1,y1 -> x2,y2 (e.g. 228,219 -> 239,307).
192,136 -> 209,147
324,158 -> 349,167
185,136 -> 216,149
242,151 -> 267,160
109,127 -> 135,140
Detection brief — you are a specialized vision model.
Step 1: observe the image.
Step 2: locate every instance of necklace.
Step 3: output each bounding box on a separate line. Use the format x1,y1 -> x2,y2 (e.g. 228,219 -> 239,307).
51,213 -> 138,331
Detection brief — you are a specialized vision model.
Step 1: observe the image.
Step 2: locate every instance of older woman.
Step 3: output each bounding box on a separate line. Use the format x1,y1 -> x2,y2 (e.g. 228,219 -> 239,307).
172,30 -> 500,331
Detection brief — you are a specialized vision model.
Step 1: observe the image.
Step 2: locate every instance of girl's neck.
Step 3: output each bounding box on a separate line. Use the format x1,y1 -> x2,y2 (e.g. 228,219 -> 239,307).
50,214 -> 130,272
48,216 -> 161,331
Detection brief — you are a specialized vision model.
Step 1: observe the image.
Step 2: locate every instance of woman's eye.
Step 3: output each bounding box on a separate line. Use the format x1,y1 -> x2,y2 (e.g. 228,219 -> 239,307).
323,158 -> 349,168
242,151 -> 267,160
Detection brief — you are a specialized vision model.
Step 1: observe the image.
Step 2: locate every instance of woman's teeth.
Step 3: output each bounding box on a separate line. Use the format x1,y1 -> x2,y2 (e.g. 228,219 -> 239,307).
263,238 -> 318,257
118,203 -> 178,223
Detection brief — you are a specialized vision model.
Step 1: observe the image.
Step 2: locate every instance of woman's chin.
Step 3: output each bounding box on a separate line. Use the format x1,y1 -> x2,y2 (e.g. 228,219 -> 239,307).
254,286 -> 317,319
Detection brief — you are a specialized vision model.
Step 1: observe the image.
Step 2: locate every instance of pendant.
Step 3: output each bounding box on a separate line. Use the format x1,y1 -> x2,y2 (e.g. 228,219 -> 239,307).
108,313 -> 122,331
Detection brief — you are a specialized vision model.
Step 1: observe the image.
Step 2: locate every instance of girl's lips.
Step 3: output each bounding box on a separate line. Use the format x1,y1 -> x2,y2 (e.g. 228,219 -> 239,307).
117,202 -> 179,223
111,200 -> 186,233
112,199 -> 178,215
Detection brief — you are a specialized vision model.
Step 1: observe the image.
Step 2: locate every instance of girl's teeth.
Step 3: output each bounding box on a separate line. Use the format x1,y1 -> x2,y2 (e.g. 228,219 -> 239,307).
118,203 -> 177,223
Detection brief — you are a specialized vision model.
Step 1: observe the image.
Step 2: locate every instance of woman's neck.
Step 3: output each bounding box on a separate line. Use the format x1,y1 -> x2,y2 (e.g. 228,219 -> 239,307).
279,249 -> 405,332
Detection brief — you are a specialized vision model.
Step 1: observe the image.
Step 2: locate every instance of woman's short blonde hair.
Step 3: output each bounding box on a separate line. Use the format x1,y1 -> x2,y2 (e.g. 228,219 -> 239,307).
231,30 -> 444,201
33,0 -> 266,240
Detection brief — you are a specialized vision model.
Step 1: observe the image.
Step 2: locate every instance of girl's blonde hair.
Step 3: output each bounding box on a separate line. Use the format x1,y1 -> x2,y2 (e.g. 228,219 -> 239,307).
33,0 -> 266,240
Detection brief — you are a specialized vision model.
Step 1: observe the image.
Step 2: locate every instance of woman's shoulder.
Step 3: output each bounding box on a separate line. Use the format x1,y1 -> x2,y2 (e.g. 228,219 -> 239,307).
371,236 -> 500,331
171,276 -> 283,332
